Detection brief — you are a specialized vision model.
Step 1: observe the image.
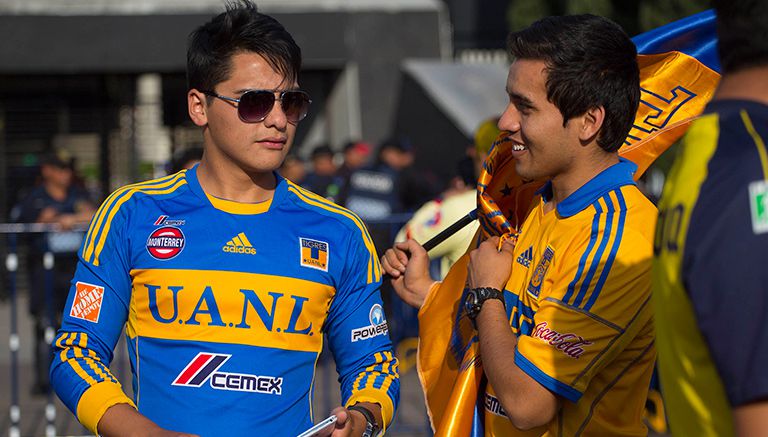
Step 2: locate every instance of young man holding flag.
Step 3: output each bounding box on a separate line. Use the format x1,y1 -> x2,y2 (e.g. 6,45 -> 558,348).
383,15 -> 658,435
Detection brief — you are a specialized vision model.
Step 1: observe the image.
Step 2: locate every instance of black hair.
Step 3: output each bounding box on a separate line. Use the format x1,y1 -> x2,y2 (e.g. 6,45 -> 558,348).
713,0 -> 768,74
170,147 -> 204,174
187,0 -> 302,92
310,144 -> 334,160
507,15 -> 640,153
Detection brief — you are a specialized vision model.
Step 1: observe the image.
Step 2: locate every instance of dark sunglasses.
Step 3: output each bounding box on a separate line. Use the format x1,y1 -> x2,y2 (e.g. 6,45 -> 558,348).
202,89 -> 312,124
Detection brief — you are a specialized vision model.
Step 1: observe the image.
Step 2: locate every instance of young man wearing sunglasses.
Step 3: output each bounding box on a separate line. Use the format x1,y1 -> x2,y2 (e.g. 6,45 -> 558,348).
49,2 -> 399,436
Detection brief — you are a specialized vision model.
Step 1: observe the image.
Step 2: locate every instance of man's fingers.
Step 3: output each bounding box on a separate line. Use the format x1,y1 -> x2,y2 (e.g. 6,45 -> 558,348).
500,237 -> 516,254
395,239 -> 427,258
381,258 -> 401,278
381,248 -> 406,275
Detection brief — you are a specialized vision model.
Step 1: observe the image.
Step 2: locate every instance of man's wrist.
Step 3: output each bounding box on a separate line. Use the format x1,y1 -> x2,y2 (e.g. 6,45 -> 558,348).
348,404 -> 380,437
347,408 -> 368,436
475,299 -> 507,331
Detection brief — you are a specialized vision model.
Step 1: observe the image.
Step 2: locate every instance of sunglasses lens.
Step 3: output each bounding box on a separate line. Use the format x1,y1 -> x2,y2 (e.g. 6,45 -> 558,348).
281,91 -> 311,123
238,91 -> 275,122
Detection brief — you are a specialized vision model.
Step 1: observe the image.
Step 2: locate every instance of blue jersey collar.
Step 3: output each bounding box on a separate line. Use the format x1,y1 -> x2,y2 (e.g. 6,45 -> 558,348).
538,158 -> 637,218
186,163 -> 286,214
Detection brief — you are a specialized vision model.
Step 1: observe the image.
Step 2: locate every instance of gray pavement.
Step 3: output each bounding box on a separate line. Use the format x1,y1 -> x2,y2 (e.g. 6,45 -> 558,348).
0,293 -> 431,437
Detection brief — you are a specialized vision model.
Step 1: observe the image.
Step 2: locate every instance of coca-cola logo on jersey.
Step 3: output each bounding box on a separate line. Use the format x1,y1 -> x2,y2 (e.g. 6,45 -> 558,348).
531,322 -> 592,359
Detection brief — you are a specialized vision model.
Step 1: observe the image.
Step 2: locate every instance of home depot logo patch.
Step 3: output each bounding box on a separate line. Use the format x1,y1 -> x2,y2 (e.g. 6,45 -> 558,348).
70,282 -> 105,323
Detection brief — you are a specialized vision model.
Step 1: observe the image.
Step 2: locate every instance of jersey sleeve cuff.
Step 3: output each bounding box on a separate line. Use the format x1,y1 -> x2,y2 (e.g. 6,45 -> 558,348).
75,380 -> 136,435
514,348 -> 583,403
345,387 -> 395,431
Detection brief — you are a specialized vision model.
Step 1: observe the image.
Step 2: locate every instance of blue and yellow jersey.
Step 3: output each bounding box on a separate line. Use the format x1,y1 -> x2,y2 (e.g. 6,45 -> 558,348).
483,158 -> 658,436
653,100 -> 768,436
50,166 -> 399,436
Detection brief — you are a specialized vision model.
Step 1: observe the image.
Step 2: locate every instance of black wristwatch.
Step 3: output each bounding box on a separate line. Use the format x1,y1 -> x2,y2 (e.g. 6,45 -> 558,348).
348,404 -> 380,437
464,287 -> 505,326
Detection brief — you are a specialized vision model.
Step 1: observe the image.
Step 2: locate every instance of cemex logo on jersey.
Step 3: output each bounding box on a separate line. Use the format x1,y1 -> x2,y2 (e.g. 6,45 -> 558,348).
146,227 -> 185,260
351,304 -> 388,342
154,215 -> 186,226
70,282 -> 105,323
300,238 -> 328,271
173,352 -> 283,395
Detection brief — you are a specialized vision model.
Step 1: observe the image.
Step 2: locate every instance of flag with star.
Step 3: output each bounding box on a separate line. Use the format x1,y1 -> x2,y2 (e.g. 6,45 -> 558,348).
415,10 -> 720,436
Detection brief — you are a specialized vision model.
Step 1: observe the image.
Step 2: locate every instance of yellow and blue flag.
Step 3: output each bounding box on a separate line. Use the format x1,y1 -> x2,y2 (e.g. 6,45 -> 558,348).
416,10 -> 720,436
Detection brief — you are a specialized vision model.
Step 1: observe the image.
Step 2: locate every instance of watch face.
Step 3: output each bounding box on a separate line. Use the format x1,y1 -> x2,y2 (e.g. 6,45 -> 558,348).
464,289 -> 478,318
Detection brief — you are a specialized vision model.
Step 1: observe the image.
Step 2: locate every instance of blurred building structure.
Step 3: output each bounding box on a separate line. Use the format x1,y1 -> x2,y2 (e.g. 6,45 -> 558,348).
0,0 -> 450,216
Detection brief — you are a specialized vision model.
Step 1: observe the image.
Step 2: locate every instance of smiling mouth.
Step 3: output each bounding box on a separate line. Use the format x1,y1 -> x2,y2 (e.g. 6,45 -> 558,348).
512,143 -> 525,151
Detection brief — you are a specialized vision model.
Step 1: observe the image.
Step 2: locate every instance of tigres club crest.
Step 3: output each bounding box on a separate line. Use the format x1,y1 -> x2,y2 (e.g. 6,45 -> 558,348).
300,237 -> 329,271
527,246 -> 554,298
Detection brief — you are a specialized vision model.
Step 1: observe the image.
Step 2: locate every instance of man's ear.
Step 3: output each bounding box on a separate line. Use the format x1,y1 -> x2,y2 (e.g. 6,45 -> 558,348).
188,89 -> 208,127
579,106 -> 605,143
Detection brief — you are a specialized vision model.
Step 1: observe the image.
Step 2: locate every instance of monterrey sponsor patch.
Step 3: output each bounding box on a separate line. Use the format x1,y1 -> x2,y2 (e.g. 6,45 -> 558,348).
300,237 -> 329,271
70,282 -> 105,323
146,226 -> 185,260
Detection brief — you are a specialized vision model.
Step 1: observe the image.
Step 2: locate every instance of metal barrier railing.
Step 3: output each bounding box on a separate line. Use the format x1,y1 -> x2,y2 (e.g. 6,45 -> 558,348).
0,222 -> 90,437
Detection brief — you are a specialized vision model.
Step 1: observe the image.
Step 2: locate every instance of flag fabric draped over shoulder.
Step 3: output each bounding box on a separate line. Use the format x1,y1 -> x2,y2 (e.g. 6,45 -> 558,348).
416,10 -> 720,436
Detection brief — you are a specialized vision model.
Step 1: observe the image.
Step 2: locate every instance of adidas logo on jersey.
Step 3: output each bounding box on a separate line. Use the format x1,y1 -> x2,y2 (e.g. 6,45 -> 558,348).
223,232 -> 256,255
516,246 -> 533,268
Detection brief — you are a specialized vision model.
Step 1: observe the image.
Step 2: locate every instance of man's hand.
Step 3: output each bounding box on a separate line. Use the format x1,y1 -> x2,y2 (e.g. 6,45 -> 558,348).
328,402 -> 382,437
467,236 -> 515,290
381,239 -> 435,308
57,213 -> 78,230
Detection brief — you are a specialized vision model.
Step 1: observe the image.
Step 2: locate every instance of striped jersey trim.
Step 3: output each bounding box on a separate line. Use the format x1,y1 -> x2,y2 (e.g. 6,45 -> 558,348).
564,190 -> 627,309
286,182 -> 381,283
82,172 -> 188,266
741,110 -> 768,180
55,332 -> 119,387
350,351 -> 398,393
563,201 -> 603,305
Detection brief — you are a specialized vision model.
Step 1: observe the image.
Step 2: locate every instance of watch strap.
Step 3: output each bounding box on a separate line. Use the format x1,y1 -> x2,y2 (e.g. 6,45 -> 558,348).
348,404 -> 379,437
467,287 -> 505,324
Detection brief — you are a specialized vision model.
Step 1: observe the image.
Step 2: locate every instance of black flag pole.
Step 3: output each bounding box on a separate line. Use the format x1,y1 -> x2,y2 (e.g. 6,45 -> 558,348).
421,209 -> 478,252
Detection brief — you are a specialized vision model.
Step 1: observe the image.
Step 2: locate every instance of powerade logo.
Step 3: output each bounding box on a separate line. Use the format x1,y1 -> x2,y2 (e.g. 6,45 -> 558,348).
351,304 -> 388,342
173,352 -> 282,395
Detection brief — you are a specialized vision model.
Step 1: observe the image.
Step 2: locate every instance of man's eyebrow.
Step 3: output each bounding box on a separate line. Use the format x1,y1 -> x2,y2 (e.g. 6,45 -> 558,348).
232,87 -> 299,95
508,91 -> 534,107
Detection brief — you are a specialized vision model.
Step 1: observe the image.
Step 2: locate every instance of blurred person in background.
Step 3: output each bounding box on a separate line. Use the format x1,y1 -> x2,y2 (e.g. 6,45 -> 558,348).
48,1 -> 398,436
279,153 -> 307,184
11,148 -> 96,394
653,0 -> 768,435
394,116 -> 500,280
302,143 -> 340,200
346,138 -> 437,226
335,140 -> 372,206
168,146 -> 204,174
